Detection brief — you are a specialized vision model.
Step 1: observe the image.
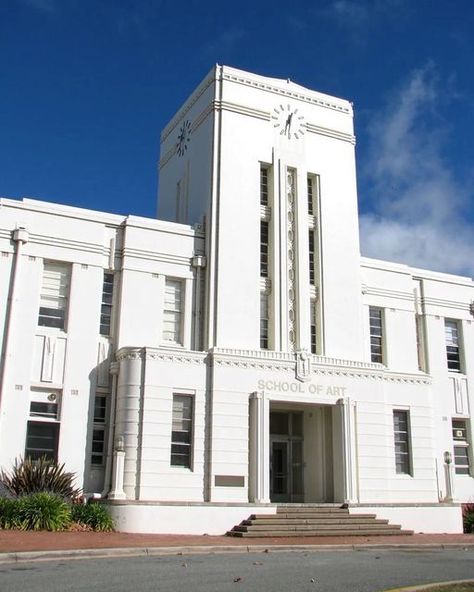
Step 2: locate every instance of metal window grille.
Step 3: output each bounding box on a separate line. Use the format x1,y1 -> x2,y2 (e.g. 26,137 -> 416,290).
308,230 -> 315,285
307,176 -> 314,215
260,167 -> 269,206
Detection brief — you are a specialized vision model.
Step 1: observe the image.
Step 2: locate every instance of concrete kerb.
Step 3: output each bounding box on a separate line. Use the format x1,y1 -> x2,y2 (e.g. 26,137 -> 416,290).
383,580 -> 474,591
1,542 -> 474,564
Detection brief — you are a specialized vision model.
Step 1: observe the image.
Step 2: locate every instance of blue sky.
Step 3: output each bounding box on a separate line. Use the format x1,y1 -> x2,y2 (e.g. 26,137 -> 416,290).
1,0 -> 474,275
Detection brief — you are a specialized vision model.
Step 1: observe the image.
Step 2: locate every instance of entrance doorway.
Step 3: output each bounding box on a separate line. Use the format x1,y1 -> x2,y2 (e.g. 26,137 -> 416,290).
270,411 -> 304,502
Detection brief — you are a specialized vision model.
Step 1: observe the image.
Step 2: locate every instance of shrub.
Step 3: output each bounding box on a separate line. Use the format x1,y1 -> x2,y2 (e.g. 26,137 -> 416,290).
17,493 -> 71,531
462,502 -> 474,534
0,498 -> 20,529
0,457 -> 81,500
71,502 -> 114,532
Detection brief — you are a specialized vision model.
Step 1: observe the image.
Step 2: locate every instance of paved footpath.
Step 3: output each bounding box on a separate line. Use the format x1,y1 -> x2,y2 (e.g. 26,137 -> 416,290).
0,531 -> 473,561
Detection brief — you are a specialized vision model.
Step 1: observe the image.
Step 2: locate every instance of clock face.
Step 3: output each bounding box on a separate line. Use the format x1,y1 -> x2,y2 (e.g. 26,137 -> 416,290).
271,105 -> 305,140
176,120 -> 191,156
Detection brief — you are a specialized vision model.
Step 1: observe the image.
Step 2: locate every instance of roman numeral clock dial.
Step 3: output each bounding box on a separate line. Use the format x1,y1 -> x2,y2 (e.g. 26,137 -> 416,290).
271,105 -> 306,140
176,120 -> 191,156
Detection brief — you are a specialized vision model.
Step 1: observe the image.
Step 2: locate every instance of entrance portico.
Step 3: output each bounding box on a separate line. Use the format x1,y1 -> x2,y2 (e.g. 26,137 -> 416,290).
249,391 -> 358,505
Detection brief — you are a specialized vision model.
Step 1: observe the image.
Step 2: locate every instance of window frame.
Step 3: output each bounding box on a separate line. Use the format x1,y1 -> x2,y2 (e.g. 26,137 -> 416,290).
369,306 -> 384,364
170,394 -> 194,469
393,409 -> 412,476
452,419 -> 471,476
99,271 -> 114,337
445,319 -> 463,373
162,278 -> 185,345
38,261 -> 71,331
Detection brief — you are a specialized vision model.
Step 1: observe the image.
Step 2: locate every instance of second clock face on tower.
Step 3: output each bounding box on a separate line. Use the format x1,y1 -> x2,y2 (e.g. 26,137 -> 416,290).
271,105 -> 305,140
176,120 -> 191,156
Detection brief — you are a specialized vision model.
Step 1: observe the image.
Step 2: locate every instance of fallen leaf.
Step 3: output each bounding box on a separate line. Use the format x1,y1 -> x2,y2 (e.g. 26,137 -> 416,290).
233,577 -> 242,583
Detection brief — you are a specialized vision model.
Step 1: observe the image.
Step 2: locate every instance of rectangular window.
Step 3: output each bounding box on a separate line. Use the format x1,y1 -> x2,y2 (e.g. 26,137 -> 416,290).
393,410 -> 411,475
453,419 -> 471,475
307,176 -> 314,215
369,307 -> 384,364
310,300 -> 317,354
445,319 -> 462,372
260,220 -> 269,278
162,279 -> 184,344
260,166 -> 269,206
90,394 -> 107,466
25,421 -> 59,461
260,293 -> 269,350
308,230 -> 315,285
38,262 -> 70,329
171,394 -> 193,468
100,272 -> 114,336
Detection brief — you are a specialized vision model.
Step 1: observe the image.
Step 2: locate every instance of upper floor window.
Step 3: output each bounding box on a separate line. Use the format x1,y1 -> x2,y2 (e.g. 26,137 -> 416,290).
307,175 -> 314,215
308,230 -> 315,285
100,272 -> 114,336
369,306 -> 384,364
38,262 -> 70,330
260,292 -> 269,350
260,220 -> 269,278
445,319 -> 462,372
260,166 -> 269,206
162,279 -> 184,344
310,300 -> 317,354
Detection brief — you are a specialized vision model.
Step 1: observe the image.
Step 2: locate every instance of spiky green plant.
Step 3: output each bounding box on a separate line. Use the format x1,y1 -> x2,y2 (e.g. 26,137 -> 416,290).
17,493 -> 71,531
0,498 -> 21,529
71,502 -> 114,532
0,457 -> 81,500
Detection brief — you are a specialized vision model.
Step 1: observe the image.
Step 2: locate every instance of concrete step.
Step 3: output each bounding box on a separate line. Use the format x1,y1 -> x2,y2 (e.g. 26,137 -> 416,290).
228,528 -> 414,538
226,505 -> 414,538
243,517 -> 388,526
234,522 -> 399,532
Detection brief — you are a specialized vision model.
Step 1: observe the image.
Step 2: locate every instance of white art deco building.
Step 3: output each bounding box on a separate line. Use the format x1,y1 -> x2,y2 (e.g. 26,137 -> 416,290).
0,66 -> 473,534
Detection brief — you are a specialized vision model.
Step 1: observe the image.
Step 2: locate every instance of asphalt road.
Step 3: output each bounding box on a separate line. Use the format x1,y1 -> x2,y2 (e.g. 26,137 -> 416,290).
1,549 -> 474,592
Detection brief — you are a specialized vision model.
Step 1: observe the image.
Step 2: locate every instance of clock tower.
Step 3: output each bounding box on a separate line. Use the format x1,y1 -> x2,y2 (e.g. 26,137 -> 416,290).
157,65 -> 364,361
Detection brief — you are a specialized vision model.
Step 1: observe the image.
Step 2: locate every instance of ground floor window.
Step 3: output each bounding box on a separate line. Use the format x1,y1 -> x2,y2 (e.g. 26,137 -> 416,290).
171,394 -> 194,468
25,421 -> 59,461
453,419 -> 471,475
393,410 -> 412,475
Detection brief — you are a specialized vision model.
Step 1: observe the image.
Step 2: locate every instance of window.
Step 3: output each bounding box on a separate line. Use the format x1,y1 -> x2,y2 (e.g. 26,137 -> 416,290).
307,176 -> 314,215
25,392 -> 61,461
445,319 -> 462,372
162,279 -> 184,344
260,293 -> 269,349
310,300 -> 317,354
91,394 -> 107,466
260,166 -> 269,206
369,307 -> 384,364
308,230 -> 315,285
100,272 -> 114,336
171,394 -> 193,468
25,422 -> 59,461
260,221 -> 269,277
453,419 -> 471,475
393,410 -> 411,475
38,262 -> 70,329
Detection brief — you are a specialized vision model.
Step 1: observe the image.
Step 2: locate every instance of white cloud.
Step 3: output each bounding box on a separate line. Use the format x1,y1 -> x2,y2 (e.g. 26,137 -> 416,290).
359,65 -> 474,276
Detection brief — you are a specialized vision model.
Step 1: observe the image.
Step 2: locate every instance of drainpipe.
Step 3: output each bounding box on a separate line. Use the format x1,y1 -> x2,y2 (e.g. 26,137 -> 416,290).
0,227 -> 29,419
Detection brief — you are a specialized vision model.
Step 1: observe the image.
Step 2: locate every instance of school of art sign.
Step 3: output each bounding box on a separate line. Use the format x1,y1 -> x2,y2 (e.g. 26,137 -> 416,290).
257,379 -> 347,397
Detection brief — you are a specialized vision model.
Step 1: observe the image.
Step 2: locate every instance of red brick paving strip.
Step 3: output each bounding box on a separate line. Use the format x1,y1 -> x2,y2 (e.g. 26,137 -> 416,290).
0,532 -> 473,553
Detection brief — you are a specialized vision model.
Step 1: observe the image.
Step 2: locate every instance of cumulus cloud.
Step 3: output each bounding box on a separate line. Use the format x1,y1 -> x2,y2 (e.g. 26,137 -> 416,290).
359,65 -> 474,276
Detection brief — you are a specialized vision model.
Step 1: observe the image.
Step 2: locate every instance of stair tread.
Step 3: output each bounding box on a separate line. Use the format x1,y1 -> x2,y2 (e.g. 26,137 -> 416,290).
228,529 -> 414,538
